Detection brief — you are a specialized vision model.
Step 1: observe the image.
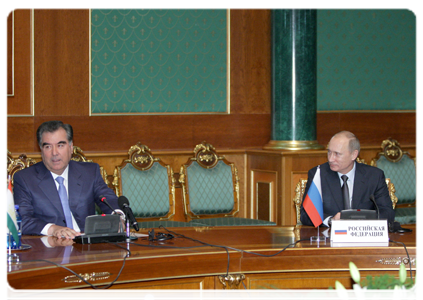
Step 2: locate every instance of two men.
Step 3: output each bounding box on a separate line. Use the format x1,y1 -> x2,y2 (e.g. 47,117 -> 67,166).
300,131 -> 395,226
13,121 -> 120,239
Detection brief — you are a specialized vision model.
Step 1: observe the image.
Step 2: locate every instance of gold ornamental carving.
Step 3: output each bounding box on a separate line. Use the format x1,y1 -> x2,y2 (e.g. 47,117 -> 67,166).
376,257 -> 416,266
219,274 -> 245,289
62,272 -> 111,283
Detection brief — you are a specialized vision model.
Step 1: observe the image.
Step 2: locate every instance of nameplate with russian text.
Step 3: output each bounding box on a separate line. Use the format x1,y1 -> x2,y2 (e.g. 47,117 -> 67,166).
330,219 -> 389,246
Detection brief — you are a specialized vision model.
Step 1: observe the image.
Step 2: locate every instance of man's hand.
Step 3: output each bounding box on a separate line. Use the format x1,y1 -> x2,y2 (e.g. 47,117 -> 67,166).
48,225 -> 81,239
332,212 -> 341,220
46,236 -> 75,247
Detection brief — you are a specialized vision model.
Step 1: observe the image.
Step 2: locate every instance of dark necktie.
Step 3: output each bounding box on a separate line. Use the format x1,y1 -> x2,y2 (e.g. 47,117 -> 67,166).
56,176 -> 73,229
341,175 -> 351,210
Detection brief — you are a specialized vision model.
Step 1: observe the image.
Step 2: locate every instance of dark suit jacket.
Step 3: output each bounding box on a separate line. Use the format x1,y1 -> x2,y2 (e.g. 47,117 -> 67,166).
13,160 -> 119,235
300,162 -> 395,226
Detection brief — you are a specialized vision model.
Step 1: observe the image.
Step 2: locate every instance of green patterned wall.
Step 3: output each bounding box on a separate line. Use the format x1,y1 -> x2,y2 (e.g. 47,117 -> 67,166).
317,9 -> 415,111
91,9 -> 228,115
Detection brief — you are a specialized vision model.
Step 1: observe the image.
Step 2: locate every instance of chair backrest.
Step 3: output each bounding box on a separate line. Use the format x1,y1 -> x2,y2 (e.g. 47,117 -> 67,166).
371,138 -> 415,205
292,179 -> 308,225
113,143 -> 176,220
7,150 -> 37,186
71,146 -> 110,187
292,177 -> 398,225
179,142 -> 239,221
71,146 -> 93,162
4,149 -> 13,185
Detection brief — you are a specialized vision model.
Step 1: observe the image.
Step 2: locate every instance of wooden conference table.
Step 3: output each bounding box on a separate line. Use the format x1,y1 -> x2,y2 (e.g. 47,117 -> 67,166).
7,224 -> 416,290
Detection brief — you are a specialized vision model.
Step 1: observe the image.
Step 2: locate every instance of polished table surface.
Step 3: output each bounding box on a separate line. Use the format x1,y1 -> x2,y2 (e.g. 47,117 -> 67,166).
7,224 -> 416,290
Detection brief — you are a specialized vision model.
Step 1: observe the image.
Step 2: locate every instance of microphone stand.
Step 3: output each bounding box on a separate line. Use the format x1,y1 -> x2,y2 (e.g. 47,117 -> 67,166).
125,213 -> 131,242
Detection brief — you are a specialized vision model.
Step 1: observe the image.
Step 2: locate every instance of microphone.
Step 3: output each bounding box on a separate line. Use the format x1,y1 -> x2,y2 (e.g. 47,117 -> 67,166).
99,195 -> 118,214
118,196 -> 139,231
369,194 -> 380,220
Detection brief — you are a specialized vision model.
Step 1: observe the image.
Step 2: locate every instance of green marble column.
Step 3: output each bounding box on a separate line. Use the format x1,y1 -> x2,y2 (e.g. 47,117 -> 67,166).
264,9 -> 323,150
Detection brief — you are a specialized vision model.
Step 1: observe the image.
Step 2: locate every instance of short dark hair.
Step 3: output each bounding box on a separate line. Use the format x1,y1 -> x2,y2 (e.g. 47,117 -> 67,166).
36,121 -> 73,148
332,131 -> 361,155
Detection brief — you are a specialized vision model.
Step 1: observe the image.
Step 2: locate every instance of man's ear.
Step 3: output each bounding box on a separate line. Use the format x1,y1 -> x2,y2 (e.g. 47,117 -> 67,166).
351,149 -> 359,161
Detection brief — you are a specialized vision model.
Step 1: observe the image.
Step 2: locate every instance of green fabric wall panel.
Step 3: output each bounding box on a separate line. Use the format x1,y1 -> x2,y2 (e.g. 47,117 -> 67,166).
91,9 -> 228,114
317,10 -> 415,111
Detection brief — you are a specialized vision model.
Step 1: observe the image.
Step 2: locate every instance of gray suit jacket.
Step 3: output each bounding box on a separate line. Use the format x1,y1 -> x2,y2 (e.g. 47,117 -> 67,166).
13,160 -> 119,235
300,162 -> 395,226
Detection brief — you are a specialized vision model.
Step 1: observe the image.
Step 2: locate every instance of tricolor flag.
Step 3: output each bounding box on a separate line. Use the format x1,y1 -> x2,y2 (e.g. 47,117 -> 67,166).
303,165 -> 324,227
7,176 -> 19,243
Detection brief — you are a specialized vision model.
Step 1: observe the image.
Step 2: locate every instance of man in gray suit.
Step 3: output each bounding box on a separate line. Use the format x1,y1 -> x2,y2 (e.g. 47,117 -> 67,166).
300,131 -> 395,226
13,121 -> 119,239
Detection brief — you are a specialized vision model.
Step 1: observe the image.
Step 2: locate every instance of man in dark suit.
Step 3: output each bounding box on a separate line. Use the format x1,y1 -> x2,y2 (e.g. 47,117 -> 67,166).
300,131 -> 395,226
13,121 -> 119,239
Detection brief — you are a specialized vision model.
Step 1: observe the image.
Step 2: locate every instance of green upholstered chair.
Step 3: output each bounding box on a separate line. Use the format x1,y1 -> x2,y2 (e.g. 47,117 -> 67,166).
179,142 -> 275,226
293,176 -> 398,225
371,138 -> 416,224
113,143 -> 177,223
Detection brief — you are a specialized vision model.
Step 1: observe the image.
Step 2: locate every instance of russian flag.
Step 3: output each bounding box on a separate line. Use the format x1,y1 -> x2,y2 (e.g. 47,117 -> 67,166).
303,166 -> 324,227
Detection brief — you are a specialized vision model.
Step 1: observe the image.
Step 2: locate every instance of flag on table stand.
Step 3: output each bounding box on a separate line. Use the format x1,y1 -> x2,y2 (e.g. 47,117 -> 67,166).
7,176 -> 19,243
303,166 -> 324,227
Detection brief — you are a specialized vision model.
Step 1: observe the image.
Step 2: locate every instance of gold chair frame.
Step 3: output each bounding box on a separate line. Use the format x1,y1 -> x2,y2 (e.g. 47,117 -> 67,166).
113,143 -> 176,221
179,142 -> 240,221
7,150 -> 37,185
71,146 -> 110,187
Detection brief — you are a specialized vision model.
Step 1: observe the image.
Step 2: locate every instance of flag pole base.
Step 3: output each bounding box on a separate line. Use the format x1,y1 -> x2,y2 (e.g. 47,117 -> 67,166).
310,236 -> 327,247
310,236 -> 326,242
7,253 -> 19,263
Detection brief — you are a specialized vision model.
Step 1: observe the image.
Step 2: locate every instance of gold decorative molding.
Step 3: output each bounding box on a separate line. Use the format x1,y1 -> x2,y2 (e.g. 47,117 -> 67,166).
263,140 -> 324,151
218,274 -> 245,289
62,272 -> 111,283
376,257 -> 416,266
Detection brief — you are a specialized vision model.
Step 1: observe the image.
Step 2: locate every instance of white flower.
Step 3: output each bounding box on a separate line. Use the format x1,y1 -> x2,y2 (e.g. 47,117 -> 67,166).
392,285 -> 402,300
335,280 -> 348,299
349,261 -> 361,284
399,262 -> 406,284
353,283 -> 366,300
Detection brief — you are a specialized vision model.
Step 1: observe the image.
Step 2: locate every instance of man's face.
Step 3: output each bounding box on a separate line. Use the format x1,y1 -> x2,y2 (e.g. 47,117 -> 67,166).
40,127 -> 73,175
327,135 -> 358,174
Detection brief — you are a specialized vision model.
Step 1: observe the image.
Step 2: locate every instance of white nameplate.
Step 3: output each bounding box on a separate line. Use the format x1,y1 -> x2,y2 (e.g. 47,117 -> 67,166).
330,219 -> 389,247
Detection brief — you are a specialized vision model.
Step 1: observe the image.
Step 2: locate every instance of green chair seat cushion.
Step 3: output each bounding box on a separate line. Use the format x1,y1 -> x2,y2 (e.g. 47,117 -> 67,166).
137,220 -> 205,229
394,207 -> 416,225
189,217 -> 276,226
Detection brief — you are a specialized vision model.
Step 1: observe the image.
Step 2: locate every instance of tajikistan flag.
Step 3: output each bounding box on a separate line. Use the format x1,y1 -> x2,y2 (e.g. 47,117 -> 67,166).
7,176 -> 19,243
303,165 -> 324,227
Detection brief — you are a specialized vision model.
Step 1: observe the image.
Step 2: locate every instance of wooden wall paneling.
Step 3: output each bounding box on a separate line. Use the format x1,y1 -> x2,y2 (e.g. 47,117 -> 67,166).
7,117 -> 35,152
7,11 -> 13,95
230,9 -> 271,114
33,10 -> 89,116
247,151 -> 282,224
316,112 -> 416,146
7,9 -> 33,116
250,170 -> 278,222
7,9 -> 272,153
247,150 -> 329,226
26,114 -> 270,153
